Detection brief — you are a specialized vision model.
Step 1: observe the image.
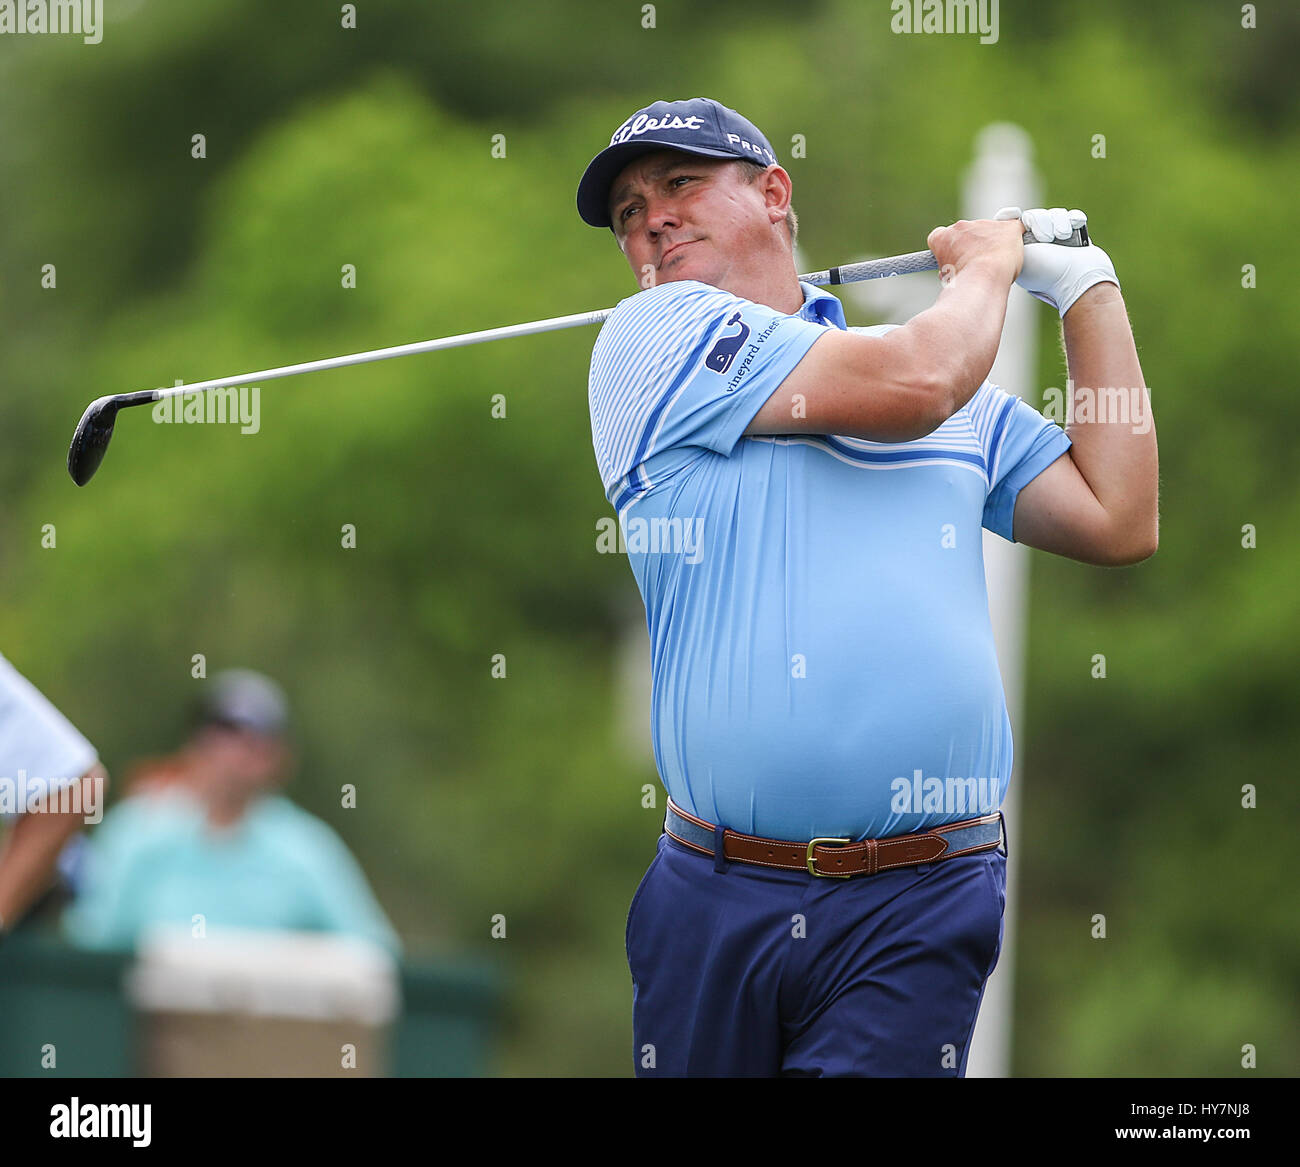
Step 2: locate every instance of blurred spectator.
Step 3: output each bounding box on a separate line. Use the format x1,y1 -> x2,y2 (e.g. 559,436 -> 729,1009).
63,670 -> 402,958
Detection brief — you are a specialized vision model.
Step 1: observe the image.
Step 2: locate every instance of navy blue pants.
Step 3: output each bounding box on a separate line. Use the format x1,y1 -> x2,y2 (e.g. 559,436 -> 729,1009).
626,831 -> 1007,1077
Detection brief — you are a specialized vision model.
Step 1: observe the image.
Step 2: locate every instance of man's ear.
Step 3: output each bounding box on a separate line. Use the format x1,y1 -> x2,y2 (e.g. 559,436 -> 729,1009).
761,165 -> 794,223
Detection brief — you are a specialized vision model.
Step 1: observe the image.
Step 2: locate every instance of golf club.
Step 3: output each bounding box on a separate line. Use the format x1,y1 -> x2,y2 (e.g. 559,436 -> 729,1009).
66,226 -> 1088,486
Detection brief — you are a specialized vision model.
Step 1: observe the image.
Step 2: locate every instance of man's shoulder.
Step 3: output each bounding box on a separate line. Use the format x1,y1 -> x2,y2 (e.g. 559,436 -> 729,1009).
78,791 -> 203,875
250,796 -> 350,854
590,282 -> 746,396
598,280 -> 751,339
251,794 -> 317,829
605,278 -> 743,322
101,790 -> 203,836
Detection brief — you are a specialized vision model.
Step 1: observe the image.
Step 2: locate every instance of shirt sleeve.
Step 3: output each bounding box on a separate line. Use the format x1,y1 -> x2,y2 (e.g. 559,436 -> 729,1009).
588,280 -> 832,508
0,653 -> 98,817
292,815 -> 404,958
971,382 -> 1073,542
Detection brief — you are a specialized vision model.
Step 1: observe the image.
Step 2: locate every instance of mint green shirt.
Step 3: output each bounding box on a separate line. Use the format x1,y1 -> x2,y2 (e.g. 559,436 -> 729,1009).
63,792 -> 402,957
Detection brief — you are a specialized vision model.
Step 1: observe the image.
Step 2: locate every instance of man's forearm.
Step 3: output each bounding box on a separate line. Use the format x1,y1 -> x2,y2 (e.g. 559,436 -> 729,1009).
891,260 -> 1015,418
1061,284 -> 1159,551
0,765 -> 105,929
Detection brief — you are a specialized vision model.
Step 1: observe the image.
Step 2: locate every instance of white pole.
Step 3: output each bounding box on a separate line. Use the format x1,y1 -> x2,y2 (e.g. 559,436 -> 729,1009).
962,122 -> 1042,1079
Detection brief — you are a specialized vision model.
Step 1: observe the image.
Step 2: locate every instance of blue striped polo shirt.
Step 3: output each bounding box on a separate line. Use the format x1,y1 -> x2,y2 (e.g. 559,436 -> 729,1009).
588,278 -> 1070,840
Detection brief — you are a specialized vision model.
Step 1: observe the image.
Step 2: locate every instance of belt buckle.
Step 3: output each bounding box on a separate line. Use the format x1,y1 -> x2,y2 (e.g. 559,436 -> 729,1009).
806,836 -> 852,878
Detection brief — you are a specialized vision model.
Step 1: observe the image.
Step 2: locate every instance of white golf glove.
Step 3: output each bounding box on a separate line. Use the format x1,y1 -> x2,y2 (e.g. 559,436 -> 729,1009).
994,206 -> 1120,317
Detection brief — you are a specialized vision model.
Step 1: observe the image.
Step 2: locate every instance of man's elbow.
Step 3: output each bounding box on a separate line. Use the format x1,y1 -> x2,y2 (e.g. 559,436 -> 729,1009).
893,371 -> 963,442
833,376 -> 951,443
922,365 -> 991,436
873,335 -> 968,440
1102,523 -> 1158,566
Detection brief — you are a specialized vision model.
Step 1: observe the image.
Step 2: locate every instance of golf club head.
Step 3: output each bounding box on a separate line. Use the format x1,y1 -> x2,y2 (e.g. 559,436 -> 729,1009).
67,397 -> 118,486
67,389 -> 158,485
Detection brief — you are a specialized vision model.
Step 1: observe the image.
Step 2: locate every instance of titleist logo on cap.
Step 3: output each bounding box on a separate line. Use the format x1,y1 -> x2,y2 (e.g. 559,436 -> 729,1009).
609,113 -> 706,145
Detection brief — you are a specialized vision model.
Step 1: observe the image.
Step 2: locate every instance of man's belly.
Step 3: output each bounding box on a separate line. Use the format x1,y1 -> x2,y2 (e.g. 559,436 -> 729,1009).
635,441 -> 1011,840
647,575 -> 1012,841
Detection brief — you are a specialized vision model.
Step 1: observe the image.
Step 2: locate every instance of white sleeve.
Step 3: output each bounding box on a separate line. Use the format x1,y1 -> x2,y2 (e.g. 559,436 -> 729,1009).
0,651 -> 98,816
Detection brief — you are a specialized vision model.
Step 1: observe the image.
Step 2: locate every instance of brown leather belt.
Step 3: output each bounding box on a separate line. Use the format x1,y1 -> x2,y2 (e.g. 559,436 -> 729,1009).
664,797 -> 1004,878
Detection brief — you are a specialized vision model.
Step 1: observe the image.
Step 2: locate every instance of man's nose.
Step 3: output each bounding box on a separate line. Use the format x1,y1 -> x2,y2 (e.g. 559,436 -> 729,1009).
643,196 -> 682,235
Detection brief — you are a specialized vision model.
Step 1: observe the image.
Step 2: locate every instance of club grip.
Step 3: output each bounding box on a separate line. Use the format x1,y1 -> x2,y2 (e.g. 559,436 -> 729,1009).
1025,224 -> 1089,247
802,223 -> 1092,286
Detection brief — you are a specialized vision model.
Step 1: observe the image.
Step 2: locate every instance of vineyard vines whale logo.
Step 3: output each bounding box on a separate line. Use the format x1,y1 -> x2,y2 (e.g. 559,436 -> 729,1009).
609,113 -> 706,145
705,312 -> 750,375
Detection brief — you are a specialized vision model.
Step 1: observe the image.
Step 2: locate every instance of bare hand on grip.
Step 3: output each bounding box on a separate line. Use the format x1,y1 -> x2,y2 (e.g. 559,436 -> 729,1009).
926,217 -> 1025,286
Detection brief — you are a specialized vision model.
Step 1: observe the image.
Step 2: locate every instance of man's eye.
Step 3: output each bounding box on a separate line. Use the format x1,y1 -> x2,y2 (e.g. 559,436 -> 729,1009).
671,176 -> 693,187
620,205 -> 639,222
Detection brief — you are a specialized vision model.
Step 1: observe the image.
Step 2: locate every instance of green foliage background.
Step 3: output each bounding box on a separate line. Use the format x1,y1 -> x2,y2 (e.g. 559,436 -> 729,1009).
1,0 -> 1295,1075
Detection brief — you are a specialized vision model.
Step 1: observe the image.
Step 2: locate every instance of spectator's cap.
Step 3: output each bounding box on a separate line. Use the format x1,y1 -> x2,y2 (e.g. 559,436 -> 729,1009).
197,670 -> 290,739
577,97 -> 778,228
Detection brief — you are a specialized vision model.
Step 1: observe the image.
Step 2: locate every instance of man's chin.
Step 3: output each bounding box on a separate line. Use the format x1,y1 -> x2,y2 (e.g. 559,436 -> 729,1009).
656,262 -> 718,288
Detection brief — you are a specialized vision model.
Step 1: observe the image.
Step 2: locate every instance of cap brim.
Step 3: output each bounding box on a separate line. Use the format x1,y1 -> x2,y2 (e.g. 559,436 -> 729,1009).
576,140 -> 743,228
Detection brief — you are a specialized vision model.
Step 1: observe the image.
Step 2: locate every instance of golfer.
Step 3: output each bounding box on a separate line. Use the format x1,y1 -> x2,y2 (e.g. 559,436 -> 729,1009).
577,98 -> 1157,1077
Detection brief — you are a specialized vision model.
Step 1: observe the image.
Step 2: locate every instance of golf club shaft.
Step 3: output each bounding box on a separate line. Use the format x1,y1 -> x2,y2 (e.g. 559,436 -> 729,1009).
67,228 -> 1092,485
135,308 -> 614,404
133,250 -> 941,405
98,226 -> 1090,407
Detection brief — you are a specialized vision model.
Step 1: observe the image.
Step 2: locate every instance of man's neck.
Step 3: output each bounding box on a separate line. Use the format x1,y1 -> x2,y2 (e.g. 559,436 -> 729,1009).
205,792 -> 256,831
714,272 -> 804,315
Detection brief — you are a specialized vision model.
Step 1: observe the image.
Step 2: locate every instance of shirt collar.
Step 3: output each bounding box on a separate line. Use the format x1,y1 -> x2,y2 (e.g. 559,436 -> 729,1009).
796,281 -> 848,330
